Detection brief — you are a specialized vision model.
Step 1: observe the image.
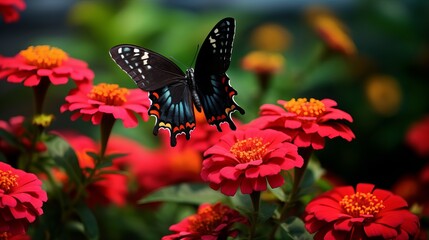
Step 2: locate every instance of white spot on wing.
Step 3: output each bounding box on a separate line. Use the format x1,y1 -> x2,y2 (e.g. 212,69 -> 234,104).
209,36 -> 216,44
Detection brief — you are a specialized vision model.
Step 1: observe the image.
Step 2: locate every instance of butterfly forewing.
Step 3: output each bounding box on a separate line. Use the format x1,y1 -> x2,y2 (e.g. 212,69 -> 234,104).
109,45 -> 185,91
194,17 -> 245,130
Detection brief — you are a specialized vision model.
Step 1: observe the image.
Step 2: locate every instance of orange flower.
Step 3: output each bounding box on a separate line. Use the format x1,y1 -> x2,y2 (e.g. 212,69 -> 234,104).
250,23 -> 292,52
307,6 -> 356,56
241,51 -> 284,75
365,75 -> 402,116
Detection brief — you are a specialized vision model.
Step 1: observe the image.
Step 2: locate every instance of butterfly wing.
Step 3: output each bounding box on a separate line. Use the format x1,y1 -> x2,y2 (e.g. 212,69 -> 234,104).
109,44 -> 196,146
149,83 -> 196,147
109,44 -> 185,91
194,17 -> 245,131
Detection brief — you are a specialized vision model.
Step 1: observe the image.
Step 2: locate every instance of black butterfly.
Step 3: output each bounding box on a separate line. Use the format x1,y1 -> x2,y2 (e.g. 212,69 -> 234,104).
109,17 -> 244,147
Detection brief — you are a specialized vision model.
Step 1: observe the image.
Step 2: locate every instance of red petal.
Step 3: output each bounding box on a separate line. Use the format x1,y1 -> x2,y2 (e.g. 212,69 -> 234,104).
364,223 -> 397,239
22,74 -> 40,86
356,183 -> 375,193
267,174 -> 284,188
220,180 -> 240,196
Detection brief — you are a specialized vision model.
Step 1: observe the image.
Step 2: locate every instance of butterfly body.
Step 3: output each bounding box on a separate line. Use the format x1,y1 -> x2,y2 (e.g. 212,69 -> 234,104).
110,17 -> 244,146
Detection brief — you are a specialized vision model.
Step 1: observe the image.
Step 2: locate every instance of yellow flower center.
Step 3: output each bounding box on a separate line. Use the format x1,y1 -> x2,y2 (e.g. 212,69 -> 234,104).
0,170 -> 19,193
88,83 -> 129,106
20,45 -> 68,68
339,192 -> 385,217
230,137 -> 268,163
188,205 -> 227,234
33,114 -> 55,127
284,98 -> 326,117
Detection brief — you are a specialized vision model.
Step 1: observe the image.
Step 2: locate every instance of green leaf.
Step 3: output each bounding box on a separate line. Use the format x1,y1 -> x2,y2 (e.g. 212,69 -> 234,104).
45,135 -> 84,185
269,185 -> 287,202
139,183 -> 225,205
75,204 -> 99,240
280,217 -> 313,240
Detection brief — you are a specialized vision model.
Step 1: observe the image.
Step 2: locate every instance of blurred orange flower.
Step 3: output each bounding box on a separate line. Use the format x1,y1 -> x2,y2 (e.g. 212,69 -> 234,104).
250,23 -> 292,52
365,74 -> 402,116
307,6 -> 356,56
241,51 -> 285,75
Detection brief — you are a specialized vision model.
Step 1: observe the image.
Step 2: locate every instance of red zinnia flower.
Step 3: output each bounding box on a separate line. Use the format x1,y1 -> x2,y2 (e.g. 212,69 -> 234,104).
0,0 -> 26,23
406,115 -> 429,157
162,202 -> 247,240
250,98 -> 355,150
304,183 -> 420,240
60,83 -> 150,128
0,162 -> 47,236
201,128 -> 303,196
0,45 -> 94,86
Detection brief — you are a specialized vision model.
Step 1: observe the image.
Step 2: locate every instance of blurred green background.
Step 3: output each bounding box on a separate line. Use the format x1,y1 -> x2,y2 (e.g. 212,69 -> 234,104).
1,0 -> 429,190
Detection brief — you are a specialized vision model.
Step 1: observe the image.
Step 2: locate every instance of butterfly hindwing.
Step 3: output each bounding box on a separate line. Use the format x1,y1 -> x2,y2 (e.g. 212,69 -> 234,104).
194,17 -> 245,130
109,45 -> 185,91
149,82 -> 196,147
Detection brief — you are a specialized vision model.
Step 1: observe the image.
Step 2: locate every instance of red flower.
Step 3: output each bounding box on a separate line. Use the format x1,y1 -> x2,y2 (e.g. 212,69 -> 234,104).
0,116 -> 46,157
0,162 -> 47,236
304,183 -> 420,240
0,45 -> 94,86
60,83 -> 150,128
250,98 -> 355,150
162,202 -> 247,240
406,115 -> 429,157
0,0 -> 25,23
201,128 -> 303,196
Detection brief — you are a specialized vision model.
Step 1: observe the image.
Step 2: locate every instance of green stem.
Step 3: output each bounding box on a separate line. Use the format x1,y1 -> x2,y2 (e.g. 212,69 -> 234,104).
99,114 -> 116,160
69,114 -> 115,208
33,77 -> 51,115
293,44 -> 330,83
249,191 -> 261,240
268,147 -> 313,239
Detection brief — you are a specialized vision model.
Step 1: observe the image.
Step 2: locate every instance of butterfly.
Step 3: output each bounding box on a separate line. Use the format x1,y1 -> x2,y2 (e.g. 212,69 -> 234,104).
109,17 -> 244,147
